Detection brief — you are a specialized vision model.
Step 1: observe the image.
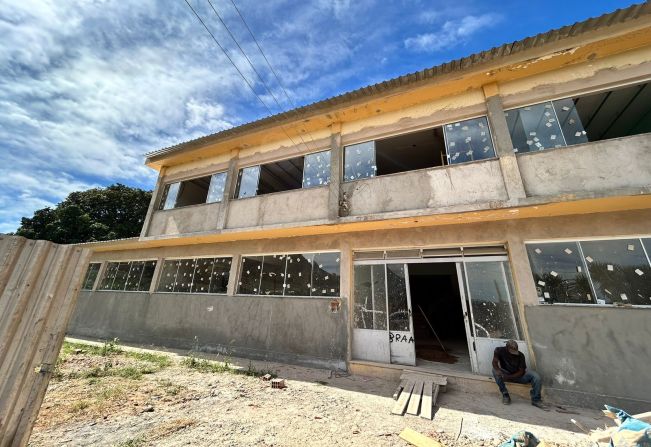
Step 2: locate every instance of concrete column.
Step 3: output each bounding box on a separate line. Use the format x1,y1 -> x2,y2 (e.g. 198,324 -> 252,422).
226,254 -> 241,296
139,166 -> 168,239
328,123 -> 342,221
216,150 -> 240,230
92,261 -> 107,292
148,257 -> 165,294
483,84 -> 527,201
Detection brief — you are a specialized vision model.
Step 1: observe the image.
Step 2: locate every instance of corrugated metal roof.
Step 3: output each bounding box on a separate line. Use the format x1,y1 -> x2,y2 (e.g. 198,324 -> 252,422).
146,2 -> 651,162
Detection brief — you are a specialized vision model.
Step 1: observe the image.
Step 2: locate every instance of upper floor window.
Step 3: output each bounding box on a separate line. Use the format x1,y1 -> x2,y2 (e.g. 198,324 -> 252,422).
159,171 -> 227,210
237,251 -> 340,297
526,237 -> 650,306
81,262 -> 101,290
156,256 -> 232,294
505,81 -> 651,153
98,260 -> 158,292
343,116 -> 495,182
234,150 -> 331,199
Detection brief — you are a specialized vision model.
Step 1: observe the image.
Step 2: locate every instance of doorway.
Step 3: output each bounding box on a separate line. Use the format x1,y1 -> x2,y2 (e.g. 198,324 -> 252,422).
407,262 -> 471,372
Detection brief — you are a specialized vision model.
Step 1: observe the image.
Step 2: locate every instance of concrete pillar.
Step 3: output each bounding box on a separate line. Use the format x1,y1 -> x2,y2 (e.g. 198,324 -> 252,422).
328,123 -> 342,221
217,150 -> 240,230
226,254 -> 241,296
483,84 -> 527,201
148,257 -> 165,294
139,166 -> 167,239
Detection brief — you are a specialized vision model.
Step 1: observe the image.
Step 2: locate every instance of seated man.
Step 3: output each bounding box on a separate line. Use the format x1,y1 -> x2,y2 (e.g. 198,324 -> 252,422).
492,340 -> 547,409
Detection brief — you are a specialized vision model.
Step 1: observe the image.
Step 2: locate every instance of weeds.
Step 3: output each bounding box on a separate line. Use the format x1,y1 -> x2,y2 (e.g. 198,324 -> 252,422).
70,400 -> 90,413
116,436 -> 145,447
182,356 -> 276,379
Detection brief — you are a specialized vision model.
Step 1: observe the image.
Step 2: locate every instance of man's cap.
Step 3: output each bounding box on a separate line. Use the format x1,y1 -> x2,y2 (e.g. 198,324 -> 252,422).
505,339 -> 519,354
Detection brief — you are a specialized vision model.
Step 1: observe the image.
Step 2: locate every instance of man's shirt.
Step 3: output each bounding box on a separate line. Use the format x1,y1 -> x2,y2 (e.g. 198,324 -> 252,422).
494,346 -> 526,375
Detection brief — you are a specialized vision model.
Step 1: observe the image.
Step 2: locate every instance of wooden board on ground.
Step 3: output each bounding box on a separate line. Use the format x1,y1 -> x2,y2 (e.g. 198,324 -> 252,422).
406,380 -> 424,415
399,427 -> 443,447
420,381 -> 434,420
391,381 -> 415,415
401,371 -> 447,392
393,379 -> 407,400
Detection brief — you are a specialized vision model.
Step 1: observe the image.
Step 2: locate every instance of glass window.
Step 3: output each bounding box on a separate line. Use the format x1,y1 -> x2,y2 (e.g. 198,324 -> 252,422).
124,261 -> 144,292
174,258 -> 197,293
465,262 -> 519,339
260,254 -> 287,296
82,263 -> 101,290
580,239 -> 650,306
353,264 -> 388,330
191,258 -> 215,293
157,260 -> 180,292
443,116 -> 496,163
387,263 -> 409,332
302,151 -> 331,188
111,262 -> 131,290
344,141 -> 376,181
239,256 -> 263,294
209,257 -> 231,294
552,98 -> 589,146
98,262 -> 119,290
159,182 -> 180,210
206,172 -> 227,203
139,261 -> 157,292
235,166 -> 261,199
285,253 -> 314,296
505,102 -> 565,153
311,252 -> 340,297
526,242 -> 593,304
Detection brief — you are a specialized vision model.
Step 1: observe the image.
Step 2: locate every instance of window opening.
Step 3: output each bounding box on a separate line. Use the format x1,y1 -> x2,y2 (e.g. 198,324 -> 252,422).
81,263 -> 101,290
443,116 -> 496,163
302,150 -> 331,188
98,260 -> 157,292
156,257 -> 231,294
159,172 -> 227,210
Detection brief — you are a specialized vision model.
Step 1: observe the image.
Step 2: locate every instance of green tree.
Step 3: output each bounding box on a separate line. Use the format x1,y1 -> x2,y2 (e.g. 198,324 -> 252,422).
15,184 -> 152,244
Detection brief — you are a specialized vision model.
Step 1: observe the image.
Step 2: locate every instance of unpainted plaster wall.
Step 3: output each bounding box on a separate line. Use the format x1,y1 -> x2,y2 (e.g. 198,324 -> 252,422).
342,160 -> 507,216
518,134 -> 651,197
225,186 -> 329,228
148,202 -> 222,236
525,305 -> 651,413
69,291 -> 348,370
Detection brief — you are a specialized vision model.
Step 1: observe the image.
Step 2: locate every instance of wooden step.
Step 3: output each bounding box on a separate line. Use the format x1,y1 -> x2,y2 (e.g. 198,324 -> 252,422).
392,371 -> 446,419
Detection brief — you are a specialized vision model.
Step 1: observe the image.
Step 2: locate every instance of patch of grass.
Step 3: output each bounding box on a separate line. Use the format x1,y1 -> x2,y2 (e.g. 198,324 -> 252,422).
158,380 -> 184,396
125,351 -> 172,368
116,436 -> 145,447
182,356 -> 277,379
70,400 -> 90,413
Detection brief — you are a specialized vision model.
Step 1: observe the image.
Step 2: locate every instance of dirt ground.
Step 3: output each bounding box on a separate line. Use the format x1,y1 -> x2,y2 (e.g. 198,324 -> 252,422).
29,338 -> 613,447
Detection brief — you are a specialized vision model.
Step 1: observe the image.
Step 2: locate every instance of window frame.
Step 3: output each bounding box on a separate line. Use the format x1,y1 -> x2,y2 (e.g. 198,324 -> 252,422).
341,113 -> 497,183
525,235 -> 651,308
96,259 -> 159,293
158,171 -> 228,211
234,150 -> 332,200
155,255 -> 233,295
81,262 -> 102,291
236,250 -> 341,298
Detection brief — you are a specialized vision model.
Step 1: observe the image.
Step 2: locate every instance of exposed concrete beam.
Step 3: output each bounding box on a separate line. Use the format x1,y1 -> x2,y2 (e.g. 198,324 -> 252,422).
328,123 -> 342,220
216,151 -> 240,230
140,167 -> 168,238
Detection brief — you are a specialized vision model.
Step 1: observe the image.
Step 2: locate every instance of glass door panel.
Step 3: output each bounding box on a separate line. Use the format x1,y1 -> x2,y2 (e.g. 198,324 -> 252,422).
352,264 -> 389,363
464,260 -> 526,375
387,264 -> 415,366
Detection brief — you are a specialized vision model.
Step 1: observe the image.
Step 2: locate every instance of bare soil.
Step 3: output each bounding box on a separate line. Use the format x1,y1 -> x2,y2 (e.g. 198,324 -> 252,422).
29,339 -> 612,447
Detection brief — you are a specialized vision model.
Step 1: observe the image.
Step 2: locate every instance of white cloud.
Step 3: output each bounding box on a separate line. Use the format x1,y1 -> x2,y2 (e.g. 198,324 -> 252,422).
405,13 -> 501,52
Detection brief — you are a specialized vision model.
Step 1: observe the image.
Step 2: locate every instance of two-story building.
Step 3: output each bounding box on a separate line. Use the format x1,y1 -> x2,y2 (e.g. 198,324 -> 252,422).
70,3 -> 651,411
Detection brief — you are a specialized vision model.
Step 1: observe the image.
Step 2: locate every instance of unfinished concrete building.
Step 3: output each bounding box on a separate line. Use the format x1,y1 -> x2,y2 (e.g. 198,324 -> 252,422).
69,4 -> 651,412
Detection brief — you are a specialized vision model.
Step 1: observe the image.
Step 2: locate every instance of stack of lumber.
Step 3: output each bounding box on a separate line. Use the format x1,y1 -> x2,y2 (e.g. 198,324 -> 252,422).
391,371 -> 447,420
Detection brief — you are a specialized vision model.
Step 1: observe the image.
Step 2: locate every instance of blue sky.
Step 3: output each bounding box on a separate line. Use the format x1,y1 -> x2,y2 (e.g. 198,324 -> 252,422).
0,0 -> 636,233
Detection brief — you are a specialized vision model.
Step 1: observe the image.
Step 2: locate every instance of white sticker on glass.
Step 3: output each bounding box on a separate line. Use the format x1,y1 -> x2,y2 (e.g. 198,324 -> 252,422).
635,269 -> 644,276
538,280 -> 546,286
607,265 -> 614,271
564,248 -> 573,254
550,271 -> 558,277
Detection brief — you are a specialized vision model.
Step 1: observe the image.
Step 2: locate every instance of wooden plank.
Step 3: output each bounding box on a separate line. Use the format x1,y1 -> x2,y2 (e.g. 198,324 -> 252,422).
431,384 -> 440,409
393,379 -> 407,400
391,381 -> 414,415
401,370 -> 447,386
406,380 -> 424,415
420,381 -> 433,420
399,427 -> 443,447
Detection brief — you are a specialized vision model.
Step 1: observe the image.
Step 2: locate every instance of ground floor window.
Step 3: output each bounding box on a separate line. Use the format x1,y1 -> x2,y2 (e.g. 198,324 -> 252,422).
526,237 -> 651,306
237,252 -> 340,297
81,263 -> 101,290
156,257 -> 231,294
98,260 -> 157,292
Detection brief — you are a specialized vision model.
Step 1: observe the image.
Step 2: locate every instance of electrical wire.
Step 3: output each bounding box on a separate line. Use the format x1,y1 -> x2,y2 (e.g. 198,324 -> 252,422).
204,0 -> 314,151
228,0 -> 318,149
182,0 -> 300,148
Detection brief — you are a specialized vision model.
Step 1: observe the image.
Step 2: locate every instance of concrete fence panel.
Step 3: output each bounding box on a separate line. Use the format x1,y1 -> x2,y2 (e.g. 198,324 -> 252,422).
0,236 -> 91,447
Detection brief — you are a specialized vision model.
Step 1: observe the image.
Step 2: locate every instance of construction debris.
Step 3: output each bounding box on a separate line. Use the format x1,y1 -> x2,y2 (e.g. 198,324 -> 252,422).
590,406 -> 651,445
392,371 -> 446,420
398,427 -> 443,447
271,378 -> 286,389
261,373 -> 272,381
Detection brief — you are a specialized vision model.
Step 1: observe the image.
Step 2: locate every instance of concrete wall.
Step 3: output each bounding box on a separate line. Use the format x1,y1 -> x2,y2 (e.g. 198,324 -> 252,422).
70,291 -> 348,370
525,305 -> 651,413
148,202 -> 222,236
225,186 -> 329,228
518,133 -> 651,197
342,160 -> 508,216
